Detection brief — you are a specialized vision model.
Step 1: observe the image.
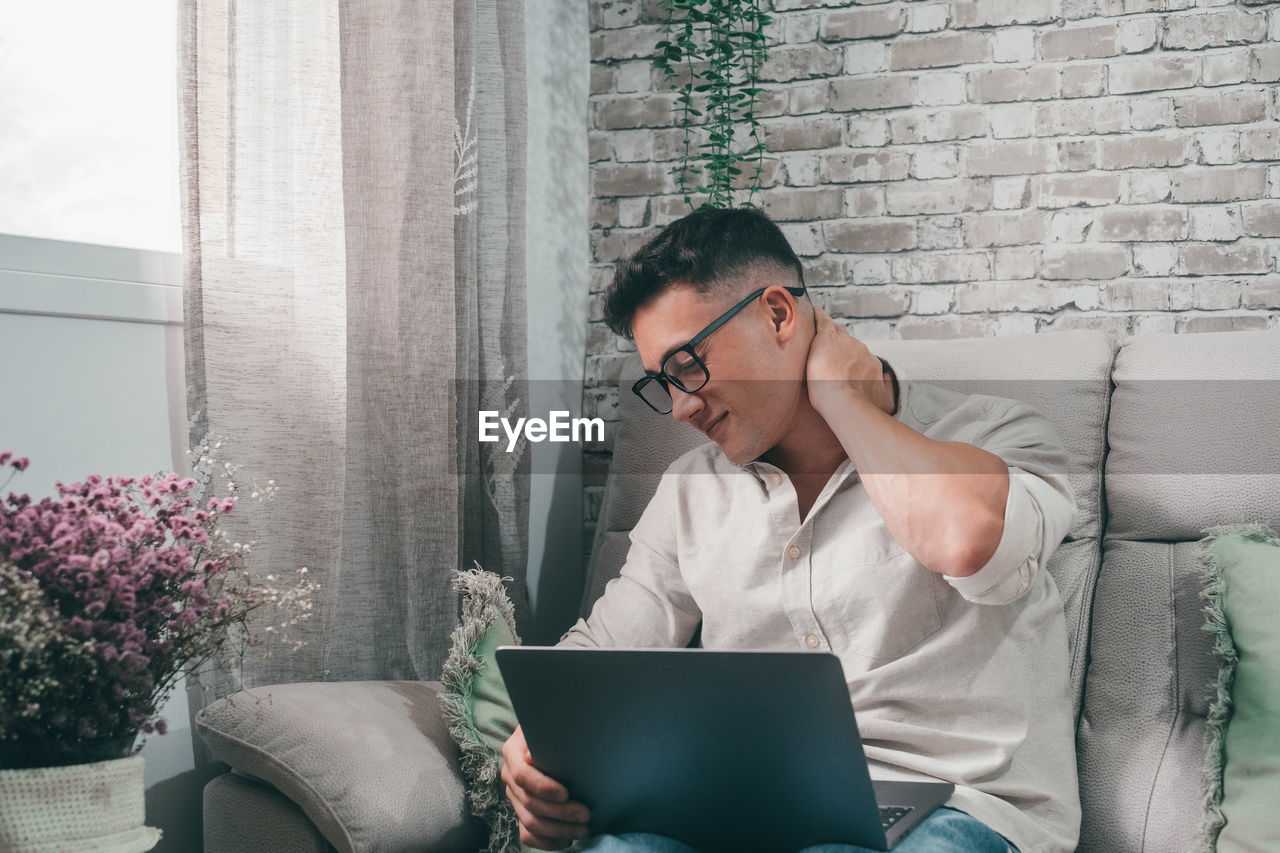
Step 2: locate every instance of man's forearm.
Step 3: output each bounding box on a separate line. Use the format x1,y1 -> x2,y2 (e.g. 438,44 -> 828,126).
818,391 -> 1010,578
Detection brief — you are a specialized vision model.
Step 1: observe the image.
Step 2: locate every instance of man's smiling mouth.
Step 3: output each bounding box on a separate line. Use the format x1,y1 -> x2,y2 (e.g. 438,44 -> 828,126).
705,411 -> 728,440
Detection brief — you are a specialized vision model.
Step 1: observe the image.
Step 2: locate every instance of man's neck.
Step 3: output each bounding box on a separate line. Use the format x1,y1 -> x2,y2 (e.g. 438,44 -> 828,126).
759,371 -> 897,479
759,402 -> 848,480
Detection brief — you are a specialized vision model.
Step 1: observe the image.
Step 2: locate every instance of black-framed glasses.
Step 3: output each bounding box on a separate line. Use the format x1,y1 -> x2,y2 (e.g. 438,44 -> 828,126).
632,285 -> 807,415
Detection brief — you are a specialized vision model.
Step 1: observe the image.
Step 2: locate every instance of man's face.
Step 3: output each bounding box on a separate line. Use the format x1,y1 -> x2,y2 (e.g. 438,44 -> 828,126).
631,281 -> 808,465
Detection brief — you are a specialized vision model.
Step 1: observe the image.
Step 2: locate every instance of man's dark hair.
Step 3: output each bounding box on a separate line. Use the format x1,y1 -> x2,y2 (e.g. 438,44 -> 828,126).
603,207 -> 805,339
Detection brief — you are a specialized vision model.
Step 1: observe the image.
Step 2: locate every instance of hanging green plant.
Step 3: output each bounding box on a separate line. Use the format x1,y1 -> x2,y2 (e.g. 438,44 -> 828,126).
652,0 -> 772,210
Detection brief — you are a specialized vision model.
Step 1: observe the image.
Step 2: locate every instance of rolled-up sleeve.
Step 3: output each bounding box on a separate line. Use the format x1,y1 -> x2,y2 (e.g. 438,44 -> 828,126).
945,468 -> 1075,605
558,472 -> 702,648
943,400 -> 1077,606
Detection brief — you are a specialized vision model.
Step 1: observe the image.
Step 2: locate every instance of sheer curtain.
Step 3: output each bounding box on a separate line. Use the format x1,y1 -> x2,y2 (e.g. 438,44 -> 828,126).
178,0 -> 529,711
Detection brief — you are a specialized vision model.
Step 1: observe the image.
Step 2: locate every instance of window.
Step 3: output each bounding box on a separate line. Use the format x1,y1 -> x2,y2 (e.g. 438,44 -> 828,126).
0,2 -> 180,253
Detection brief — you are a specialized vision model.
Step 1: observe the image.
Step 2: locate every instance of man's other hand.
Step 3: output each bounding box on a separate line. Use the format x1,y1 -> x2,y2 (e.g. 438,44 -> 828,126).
501,725 -> 592,850
804,307 -> 894,418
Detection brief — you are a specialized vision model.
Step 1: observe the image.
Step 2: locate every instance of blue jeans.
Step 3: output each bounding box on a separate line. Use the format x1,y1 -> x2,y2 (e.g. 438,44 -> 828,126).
576,807 -> 1018,853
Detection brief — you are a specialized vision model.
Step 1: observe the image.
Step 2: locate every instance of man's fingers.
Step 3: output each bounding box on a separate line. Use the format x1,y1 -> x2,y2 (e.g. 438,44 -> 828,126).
508,785 -> 590,842
501,724 -> 589,845
500,759 -> 513,789
816,307 -> 853,341
513,758 -> 572,803
519,821 -> 571,852
506,778 -> 590,824
520,825 -> 573,851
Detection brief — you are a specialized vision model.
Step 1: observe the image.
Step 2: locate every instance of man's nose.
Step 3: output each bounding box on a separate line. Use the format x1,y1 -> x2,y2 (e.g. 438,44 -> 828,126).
669,385 -> 704,424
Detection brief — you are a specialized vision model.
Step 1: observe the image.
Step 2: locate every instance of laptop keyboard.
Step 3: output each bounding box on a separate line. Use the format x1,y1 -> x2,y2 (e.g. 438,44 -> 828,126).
879,805 -> 914,831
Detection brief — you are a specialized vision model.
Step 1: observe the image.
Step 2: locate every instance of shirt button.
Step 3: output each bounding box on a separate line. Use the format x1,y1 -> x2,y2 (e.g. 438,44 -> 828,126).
805,634 -> 821,648
787,545 -> 801,560
771,472 -> 783,485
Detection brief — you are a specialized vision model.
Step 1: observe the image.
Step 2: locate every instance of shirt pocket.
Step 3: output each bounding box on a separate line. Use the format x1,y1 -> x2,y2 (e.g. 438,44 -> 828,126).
685,544 -> 799,648
823,548 -> 944,663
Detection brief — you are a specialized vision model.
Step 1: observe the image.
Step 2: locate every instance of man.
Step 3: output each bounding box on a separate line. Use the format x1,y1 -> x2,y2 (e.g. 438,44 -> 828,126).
502,208 -> 1080,853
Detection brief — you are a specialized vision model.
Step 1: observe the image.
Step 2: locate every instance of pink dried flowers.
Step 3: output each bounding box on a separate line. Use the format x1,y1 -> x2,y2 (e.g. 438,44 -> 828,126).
0,443 -> 316,768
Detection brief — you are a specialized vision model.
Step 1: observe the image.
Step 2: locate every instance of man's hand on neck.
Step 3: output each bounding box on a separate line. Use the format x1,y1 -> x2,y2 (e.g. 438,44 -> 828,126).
803,307 -> 896,420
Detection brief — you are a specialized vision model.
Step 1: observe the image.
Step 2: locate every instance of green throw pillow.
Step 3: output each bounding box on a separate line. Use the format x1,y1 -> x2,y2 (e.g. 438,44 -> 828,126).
440,565 -> 525,853
1200,524 -> 1280,853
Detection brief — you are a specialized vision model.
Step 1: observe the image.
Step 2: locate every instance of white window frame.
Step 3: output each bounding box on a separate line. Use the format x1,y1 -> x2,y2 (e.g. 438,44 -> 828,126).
0,233 -> 181,326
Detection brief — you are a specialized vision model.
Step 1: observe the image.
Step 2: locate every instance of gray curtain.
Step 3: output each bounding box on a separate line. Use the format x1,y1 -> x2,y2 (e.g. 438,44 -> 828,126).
178,0 -> 529,710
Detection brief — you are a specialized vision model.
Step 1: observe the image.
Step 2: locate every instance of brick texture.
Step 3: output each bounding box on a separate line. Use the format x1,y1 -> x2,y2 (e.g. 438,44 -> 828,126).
583,0 -> 1280,552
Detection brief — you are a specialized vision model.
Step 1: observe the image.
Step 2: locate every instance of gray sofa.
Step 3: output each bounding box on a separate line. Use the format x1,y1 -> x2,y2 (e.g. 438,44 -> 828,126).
199,327 -> 1280,852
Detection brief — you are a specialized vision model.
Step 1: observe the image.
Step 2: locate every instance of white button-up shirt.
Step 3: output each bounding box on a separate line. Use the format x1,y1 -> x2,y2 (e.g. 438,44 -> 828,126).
560,375 -> 1081,853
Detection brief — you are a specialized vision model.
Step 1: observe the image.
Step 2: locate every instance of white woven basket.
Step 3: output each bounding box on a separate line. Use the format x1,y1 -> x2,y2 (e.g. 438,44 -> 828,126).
0,752 -> 161,852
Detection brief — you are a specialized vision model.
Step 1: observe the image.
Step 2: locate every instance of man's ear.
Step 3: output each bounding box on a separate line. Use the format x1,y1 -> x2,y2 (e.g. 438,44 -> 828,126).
761,286 -> 802,342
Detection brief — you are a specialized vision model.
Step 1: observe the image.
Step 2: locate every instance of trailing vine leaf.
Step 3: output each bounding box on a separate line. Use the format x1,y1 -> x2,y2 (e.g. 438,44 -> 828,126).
652,0 -> 772,210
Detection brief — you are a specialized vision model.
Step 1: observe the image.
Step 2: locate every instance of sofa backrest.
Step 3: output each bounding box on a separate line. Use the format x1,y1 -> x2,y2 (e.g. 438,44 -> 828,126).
584,329 -> 1116,721
1076,329 -> 1280,852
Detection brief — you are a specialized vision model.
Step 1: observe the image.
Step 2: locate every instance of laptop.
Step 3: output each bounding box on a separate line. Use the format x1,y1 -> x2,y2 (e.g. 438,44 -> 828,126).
495,647 -> 954,852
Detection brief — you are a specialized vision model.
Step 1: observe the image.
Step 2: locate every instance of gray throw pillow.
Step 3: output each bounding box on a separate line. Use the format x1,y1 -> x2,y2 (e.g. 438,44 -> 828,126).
196,680 -> 483,852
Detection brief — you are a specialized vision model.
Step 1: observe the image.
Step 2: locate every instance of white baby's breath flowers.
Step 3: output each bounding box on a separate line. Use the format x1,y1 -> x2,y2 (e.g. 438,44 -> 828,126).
0,563 -> 100,741
184,436 -> 319,682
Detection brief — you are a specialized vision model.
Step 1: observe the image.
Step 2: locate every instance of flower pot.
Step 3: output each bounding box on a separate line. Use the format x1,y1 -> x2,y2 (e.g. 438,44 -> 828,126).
0,752 -> 161,852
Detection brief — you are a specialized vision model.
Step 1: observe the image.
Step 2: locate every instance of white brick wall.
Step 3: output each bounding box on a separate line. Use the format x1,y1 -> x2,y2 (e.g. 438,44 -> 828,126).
583,0 -> 1280,539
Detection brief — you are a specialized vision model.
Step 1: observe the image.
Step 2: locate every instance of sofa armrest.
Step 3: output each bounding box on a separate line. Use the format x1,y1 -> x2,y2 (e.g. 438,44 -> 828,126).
195,680 -> 485,853
204,771 -> 337,853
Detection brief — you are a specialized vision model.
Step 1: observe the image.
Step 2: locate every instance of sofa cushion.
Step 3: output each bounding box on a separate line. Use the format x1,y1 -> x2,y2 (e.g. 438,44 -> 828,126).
1200,525 -> 1280,853
1075,540 -> 1218,853
195,681 -> 484,853
1106,329 -> 1280,542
